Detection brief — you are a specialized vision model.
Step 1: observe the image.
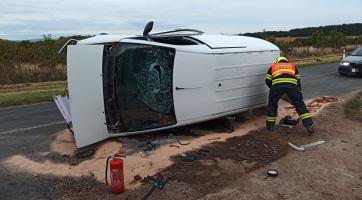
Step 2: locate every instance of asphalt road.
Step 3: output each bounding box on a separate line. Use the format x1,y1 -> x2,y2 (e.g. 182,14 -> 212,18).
0,62 -> 361,135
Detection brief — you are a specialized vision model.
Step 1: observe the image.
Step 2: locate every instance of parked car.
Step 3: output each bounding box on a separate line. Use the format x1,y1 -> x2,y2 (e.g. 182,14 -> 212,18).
339,47 -> 362,77
55,22 -> 280,147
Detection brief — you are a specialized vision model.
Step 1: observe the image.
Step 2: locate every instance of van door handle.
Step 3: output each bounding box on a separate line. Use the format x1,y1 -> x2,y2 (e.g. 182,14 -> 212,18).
175,86 -> 202,90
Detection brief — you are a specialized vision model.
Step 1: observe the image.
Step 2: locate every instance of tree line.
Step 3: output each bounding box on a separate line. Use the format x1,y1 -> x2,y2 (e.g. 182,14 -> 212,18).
1,24 -> 362,84
0,35 -> 89,84
243,23 -> 362,38
0,35 -> 89,65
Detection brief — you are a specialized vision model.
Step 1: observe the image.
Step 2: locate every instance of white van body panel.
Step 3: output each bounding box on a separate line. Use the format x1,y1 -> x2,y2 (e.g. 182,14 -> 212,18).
173,50 -> 279,122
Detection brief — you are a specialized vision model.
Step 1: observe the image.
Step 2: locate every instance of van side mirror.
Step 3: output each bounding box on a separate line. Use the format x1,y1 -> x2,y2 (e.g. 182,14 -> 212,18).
143,21 -> 154,40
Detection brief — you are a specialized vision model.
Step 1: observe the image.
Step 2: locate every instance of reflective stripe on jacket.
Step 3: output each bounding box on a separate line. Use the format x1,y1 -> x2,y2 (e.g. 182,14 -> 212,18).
265,62 -> 301,89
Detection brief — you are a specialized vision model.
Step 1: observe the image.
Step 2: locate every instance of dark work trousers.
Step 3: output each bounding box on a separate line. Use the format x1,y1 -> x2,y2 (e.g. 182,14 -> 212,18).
266,87 -> 313,127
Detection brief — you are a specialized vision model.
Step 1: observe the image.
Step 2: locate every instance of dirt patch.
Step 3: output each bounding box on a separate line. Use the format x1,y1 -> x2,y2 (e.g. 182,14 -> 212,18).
160,130 -> 289,198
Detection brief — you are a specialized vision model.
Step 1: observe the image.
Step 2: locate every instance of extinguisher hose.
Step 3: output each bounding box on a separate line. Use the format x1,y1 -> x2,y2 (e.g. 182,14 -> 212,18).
105,156 -> 112,185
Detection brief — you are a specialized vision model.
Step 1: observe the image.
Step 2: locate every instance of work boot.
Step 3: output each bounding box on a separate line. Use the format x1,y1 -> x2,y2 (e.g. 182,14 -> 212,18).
266,123 -> 275,132
305,125 -> 315,134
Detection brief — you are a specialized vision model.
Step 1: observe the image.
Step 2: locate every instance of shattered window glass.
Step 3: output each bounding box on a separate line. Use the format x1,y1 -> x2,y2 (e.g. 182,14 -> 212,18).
114,43 -> 176,131
135,47 -> 174,114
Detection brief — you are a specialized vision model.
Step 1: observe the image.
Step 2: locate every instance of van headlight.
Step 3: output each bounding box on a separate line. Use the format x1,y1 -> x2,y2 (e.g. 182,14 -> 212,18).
340,62 -> 350,66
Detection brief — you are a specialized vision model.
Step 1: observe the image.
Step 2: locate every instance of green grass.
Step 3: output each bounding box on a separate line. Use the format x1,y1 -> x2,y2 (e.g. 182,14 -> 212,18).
345,92 -> 362,121
0,81 -> 66,107
0,90 -> 65,107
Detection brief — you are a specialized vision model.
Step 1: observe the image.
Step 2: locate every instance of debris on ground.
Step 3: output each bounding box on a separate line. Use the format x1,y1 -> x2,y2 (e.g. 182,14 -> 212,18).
177,140 -> 190,145
130,175 -> 143,185
288,140 -> 326,151
138,141 -> 157,154
285,96 -> 341,114
75,148 -> 96,158
197,149 -> 209,157
208,137 -> 221,141
180,155 -> 198,162
141,174 -> 166,200
267,169 -> 279,177
279,115 -> 299,128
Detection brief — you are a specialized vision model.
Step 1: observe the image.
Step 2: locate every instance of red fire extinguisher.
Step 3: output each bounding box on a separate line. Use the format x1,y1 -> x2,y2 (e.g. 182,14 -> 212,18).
105,153 -> 125,193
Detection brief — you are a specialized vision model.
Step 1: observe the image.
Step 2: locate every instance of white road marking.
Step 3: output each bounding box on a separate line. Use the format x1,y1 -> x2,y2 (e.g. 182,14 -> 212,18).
0,121 -> 66,135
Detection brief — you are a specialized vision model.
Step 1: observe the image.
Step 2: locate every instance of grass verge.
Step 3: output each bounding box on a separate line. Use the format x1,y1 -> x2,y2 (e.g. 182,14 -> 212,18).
294,54 -> 342,67
0,81 -> 66,107
345,92 -> 362,121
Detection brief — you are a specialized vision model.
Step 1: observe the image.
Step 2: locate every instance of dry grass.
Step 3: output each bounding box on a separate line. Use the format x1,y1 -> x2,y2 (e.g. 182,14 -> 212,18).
345,92 -> 362,121
293,54 -> 342,67
274,37 -> 308,42
0,63 -> 67,84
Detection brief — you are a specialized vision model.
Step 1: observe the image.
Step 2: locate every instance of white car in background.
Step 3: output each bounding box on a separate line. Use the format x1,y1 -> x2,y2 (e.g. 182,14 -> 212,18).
339,47 -> 362,77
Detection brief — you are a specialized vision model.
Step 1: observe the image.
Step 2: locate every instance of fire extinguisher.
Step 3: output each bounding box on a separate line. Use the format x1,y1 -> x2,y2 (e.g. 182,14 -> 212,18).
105,153 -> 125,193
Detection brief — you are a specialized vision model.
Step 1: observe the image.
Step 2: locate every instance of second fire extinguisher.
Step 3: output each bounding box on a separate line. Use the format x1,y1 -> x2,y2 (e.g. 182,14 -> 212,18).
105,153 -> 125,193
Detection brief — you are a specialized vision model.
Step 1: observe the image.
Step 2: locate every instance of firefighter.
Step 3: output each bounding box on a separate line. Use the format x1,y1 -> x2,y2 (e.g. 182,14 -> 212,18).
265,56 -> 314,133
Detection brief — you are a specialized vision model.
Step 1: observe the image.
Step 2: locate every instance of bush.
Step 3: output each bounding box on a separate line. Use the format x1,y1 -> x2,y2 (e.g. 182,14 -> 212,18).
0,35 -> 89,84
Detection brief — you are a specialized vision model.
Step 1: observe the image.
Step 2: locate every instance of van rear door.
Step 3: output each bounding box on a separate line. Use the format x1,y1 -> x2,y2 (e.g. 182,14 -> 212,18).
67,45 -> 109,148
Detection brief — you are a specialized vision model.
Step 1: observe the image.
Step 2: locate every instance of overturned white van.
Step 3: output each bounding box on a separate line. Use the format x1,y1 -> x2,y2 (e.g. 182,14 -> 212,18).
57,22 -> 280,147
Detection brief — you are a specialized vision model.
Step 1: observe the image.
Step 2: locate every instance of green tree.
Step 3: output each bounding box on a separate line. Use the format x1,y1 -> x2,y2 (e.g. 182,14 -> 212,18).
42,34 -> 52,41
330,30 -> 346,48
311,30 -> 326,48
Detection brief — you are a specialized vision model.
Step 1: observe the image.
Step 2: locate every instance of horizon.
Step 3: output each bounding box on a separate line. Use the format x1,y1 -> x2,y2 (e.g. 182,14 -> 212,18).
1,0 -> 361,40
2,22 -> 362,42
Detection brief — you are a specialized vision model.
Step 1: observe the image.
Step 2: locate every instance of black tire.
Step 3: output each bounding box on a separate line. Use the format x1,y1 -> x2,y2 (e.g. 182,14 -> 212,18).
234,113 -> 246,122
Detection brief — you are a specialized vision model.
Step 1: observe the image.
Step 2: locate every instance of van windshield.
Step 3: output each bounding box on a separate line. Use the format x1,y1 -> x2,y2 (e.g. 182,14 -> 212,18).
105,43 -> 176,132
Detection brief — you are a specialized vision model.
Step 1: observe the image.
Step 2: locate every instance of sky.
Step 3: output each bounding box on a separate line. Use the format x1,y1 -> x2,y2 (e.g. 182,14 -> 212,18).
0,0 -> 361,40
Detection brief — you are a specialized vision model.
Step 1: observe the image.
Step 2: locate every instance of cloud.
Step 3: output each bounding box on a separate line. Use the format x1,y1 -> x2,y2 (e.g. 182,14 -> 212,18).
0,0 -> 361,40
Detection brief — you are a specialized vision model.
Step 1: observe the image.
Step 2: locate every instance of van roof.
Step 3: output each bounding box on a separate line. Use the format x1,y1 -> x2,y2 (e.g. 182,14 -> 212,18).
77,33 -> 279,52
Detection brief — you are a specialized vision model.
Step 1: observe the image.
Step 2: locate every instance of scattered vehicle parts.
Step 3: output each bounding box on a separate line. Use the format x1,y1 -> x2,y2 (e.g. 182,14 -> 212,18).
75,148 -> 95,158
138,141 -> 157,152
180,155 -> 198,162
141,174 -> 166,200
279,115 -> 299,128
267,169 -> 278,177
197,149 -> 210,157
288,140 -> 326,151
178,140 -> 190,145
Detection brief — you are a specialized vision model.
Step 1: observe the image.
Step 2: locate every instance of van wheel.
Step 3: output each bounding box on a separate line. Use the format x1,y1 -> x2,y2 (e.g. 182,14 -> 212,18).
234,113 -> 246,122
